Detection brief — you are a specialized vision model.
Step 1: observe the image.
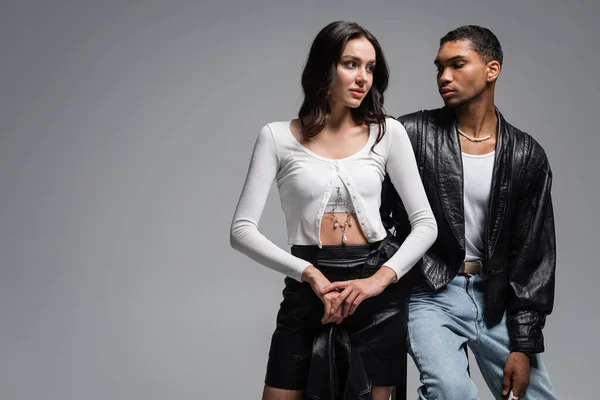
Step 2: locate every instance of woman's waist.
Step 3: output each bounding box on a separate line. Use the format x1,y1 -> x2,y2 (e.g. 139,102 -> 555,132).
293,242 -> 383,282
292,241 -> 381,262
285,214 -> 388,245
320,212 -> 368,246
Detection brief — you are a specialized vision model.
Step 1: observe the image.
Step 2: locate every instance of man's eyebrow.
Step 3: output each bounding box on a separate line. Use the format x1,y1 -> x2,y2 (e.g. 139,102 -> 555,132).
434,55 -> 469,65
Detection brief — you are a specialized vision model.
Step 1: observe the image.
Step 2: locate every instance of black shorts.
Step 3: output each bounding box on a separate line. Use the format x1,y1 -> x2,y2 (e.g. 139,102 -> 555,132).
265,239 -> 409,392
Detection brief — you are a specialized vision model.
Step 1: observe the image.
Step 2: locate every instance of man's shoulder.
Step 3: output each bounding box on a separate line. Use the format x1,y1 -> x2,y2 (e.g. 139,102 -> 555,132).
504,120 -> 549,167
396,108 -> 445,138
397,110 -> 424,125
397,108 -> 443,125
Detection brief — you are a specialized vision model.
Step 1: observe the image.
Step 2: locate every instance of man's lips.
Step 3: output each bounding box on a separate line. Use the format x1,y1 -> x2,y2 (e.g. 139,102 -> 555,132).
439,88 -> 457,97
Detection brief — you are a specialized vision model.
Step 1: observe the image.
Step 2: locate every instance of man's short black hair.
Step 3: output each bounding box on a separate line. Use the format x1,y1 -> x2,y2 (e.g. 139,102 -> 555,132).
440,25 -> 503,66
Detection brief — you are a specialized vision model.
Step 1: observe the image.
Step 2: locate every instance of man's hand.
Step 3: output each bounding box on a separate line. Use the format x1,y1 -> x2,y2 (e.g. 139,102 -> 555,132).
501,352 -> 530,399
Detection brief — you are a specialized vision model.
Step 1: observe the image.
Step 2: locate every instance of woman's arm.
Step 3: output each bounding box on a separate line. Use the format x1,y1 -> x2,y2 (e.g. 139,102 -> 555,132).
230,124 -> 312,282
381,119 -> 437,281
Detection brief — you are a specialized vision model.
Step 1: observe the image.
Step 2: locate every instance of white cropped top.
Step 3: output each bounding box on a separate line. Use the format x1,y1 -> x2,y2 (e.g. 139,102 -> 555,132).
230,118 -> 438,282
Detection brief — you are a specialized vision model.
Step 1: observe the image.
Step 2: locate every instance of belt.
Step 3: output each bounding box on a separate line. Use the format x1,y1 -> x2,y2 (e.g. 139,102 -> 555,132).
459,260 -> 483,275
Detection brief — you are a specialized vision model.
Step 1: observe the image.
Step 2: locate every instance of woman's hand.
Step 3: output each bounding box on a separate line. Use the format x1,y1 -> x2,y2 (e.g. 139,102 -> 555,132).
320,291 -> 345,324
320,266 -> 397,318
302,265 -> 344,324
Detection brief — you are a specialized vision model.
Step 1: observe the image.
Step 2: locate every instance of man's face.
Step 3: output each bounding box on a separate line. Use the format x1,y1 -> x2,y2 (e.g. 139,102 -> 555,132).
434,40 -> 493,107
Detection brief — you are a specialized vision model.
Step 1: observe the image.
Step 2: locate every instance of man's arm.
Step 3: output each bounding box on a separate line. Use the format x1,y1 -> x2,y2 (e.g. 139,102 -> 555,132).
507,151 -> 556,354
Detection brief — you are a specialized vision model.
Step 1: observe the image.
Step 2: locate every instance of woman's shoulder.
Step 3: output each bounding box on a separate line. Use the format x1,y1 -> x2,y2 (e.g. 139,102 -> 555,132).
367,117 -> 411,158
259,120 -> 295,142
263,120 -> 292,131
368,117 -> 405,134
370,117 -> 407,144
384,117 -> 406,133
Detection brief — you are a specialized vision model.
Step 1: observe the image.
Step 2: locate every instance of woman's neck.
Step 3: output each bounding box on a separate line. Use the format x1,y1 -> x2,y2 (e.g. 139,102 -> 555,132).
326,106 -> 357,133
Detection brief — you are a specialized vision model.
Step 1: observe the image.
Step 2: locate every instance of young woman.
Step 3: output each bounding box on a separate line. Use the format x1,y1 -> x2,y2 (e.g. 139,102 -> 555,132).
230,21 -> 437,400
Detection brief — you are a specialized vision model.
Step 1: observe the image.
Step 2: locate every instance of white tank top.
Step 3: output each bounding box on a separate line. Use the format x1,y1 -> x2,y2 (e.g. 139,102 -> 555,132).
462,151 -> 495,261
324,174 -> 355,213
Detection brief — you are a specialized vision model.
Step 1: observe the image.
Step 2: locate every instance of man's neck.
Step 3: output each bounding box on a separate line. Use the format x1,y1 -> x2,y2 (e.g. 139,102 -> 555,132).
455,95 -> 497,138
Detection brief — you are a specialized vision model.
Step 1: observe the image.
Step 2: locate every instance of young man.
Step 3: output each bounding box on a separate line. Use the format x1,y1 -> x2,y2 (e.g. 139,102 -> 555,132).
382,26 -> 558,399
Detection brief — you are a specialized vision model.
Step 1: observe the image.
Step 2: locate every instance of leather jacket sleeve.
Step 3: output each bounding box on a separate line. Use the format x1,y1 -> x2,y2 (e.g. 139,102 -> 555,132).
506,152 -> 556,354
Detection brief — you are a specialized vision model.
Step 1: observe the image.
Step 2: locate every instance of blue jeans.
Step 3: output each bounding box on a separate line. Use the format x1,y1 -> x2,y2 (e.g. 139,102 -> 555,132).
407,274 -> 558,399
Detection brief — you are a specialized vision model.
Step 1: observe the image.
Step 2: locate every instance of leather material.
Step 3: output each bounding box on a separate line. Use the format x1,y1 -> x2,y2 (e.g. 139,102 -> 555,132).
381,107 -> 556,354
305,325 -> 371,400
265,237 -> 408,398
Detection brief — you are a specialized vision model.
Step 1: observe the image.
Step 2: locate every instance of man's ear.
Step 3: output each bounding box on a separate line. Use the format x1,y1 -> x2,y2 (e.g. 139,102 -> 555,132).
487,61 -> 501,83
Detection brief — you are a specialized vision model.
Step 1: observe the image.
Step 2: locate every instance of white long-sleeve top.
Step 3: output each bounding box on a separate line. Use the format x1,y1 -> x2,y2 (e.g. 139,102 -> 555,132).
230,118 -> 437,282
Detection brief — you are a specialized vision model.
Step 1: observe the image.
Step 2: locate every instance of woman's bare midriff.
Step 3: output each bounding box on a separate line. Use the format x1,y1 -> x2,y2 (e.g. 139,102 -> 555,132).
319,212 -> 369,246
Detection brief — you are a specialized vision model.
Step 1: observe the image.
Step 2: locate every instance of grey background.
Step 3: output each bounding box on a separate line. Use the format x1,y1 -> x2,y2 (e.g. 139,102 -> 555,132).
1,1 -> 597,399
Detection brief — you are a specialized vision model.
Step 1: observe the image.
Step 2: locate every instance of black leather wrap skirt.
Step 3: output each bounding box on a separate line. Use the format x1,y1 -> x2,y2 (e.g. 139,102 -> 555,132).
265,237 -> 409,399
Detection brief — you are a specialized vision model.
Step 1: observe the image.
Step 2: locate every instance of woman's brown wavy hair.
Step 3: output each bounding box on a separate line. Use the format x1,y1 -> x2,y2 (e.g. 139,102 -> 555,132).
298,21 -> 390,150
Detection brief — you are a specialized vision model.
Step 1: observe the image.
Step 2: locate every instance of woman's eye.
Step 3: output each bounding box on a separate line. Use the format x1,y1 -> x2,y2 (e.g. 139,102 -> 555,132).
366,65 -> 375,72
344,61 -> 356,68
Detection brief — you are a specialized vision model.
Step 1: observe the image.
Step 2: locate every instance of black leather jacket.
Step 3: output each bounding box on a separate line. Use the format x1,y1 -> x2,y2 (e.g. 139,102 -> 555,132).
381,107 -> 556,353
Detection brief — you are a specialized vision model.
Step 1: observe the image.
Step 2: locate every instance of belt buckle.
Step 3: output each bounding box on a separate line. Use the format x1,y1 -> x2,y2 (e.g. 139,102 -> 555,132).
462,259 -> 482,275
472,259 -> 482,275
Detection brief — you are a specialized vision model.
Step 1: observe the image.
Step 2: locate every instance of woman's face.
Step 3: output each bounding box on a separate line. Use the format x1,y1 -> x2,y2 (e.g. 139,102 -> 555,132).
329,36 -> 376,110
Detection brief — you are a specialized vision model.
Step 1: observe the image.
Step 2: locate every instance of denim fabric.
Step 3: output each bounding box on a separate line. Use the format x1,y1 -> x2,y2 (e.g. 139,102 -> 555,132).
407,274 -> 558,400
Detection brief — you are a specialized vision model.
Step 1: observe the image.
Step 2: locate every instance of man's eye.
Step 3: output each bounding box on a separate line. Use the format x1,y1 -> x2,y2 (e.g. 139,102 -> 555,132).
454,63 -> 465,69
